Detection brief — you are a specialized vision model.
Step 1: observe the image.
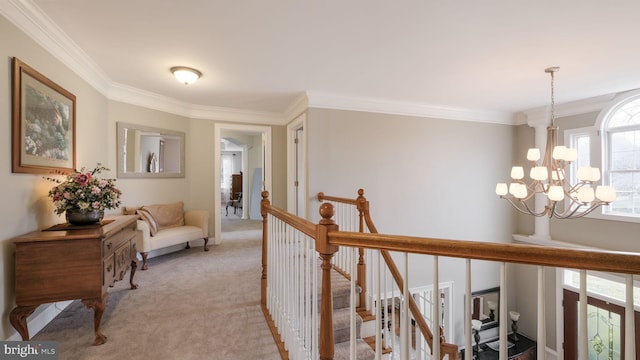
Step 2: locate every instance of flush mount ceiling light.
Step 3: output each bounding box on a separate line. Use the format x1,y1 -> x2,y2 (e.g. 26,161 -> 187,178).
495,67 -> 616,219
170,66 -> 202,85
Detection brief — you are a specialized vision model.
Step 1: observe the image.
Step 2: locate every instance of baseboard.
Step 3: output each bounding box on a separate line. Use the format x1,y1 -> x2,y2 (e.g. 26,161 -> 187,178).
5,300 -> 73,341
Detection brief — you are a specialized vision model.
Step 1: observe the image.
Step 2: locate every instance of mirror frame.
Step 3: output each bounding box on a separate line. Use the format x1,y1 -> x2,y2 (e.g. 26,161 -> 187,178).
116,122 -> 185,178
470,286 -> 500,331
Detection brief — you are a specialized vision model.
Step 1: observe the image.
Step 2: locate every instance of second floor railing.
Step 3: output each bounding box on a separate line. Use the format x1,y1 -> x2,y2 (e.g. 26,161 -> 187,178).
261,189 -> 640,360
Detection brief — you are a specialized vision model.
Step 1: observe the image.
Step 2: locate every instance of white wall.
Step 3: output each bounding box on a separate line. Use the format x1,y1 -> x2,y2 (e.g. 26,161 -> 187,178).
305,108 -> 517,345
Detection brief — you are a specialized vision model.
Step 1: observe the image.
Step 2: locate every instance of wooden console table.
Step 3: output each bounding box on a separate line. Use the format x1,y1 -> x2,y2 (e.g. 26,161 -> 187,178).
9,215 -> 139,345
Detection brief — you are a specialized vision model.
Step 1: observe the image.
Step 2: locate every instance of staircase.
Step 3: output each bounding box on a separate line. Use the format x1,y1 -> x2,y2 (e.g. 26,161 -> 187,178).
328,268 -> 377,360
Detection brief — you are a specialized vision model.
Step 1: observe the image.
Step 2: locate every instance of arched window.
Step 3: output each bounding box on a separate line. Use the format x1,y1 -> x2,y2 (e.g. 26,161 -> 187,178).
601,95 -> 640,217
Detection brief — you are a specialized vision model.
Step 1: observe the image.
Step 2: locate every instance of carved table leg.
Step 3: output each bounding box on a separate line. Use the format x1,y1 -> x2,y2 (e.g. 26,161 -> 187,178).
82,295 -> 108,345
10,305 -> 37,341
129,259 -> 139,289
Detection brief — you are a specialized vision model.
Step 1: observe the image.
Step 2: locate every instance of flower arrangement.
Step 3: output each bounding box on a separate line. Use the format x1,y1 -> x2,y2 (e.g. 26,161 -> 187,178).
45,163 -> 122,215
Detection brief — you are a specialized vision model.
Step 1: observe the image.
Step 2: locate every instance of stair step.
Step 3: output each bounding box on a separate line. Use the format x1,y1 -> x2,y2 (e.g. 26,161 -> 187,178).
317,268 -> 362,310
334,338 -> 376,360
363,336 -> 393,355
333,307 -> 362,343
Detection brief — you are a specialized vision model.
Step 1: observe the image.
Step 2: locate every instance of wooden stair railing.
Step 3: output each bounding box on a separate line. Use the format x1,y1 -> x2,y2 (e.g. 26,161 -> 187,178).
319,189 -> 458,359
262,190 -> 640,360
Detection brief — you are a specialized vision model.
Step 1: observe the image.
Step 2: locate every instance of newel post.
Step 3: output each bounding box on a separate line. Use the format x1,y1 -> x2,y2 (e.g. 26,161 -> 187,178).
318,202 -> 339,360
260,191 -> 270,306
356,189 -> 367,311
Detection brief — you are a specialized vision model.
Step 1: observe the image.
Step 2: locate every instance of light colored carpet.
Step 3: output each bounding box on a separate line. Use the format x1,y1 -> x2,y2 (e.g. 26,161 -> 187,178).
31,220 -> 281,360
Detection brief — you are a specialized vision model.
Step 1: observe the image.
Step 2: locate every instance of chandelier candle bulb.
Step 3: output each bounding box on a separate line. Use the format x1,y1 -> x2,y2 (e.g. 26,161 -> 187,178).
527,148 -> 541,161
511,166 -> 524,179
530,166 -> 548,181
548,185 -> 565,201
596,186 -> 617,202
552,146 -> 567,160
577,187 -> 595,203
576,167 -> 590,181
496,183 -> 508,196
514,183 -> 528,199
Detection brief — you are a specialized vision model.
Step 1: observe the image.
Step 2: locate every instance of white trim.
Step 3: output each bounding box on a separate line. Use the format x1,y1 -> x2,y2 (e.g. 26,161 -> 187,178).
286,113 -> 307,217
306,91 -> 515,125
110,83 -> 284,125
0,0 -> 111,93
519,93 -> 619,125
5,301 -> 73,341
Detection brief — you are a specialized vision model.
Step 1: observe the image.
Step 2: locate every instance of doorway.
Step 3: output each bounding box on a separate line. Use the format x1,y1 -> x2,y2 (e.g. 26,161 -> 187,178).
563,289 -> 640,359
287,113 -> 307,217
214,123 -> 271,243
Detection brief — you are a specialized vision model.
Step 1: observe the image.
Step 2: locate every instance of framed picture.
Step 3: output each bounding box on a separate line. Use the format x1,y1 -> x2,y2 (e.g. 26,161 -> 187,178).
12,57 -> 76,174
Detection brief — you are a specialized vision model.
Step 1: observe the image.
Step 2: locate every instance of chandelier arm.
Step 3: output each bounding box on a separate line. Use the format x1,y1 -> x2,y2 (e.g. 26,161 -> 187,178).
518,198 -> 550,217
500,197 -> 547,217
566,181 -> 587,195
552,203 -> 583,219
553,202 -> 602,219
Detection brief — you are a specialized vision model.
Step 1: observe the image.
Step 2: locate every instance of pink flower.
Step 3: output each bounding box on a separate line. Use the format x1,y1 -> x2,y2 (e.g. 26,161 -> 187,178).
91,186 -> 101,194
75,172 -> 91,186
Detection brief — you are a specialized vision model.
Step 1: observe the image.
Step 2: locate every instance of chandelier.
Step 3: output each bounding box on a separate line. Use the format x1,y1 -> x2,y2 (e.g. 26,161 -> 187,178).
495,67 -> 616,219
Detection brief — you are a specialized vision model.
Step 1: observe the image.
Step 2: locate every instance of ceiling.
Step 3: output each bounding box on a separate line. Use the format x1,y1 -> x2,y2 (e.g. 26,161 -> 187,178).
7,0 -> 640,124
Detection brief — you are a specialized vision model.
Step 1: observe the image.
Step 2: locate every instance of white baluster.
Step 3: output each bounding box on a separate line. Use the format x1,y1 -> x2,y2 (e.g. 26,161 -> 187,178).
465,259 -> 473,360
433,256 -> 441,360
375,250 -> 382,360
625,274 -> 635,360
537,266 -> 546,360
499,262 -> 507,360
578,270 -> 587,360
401,253 -> 409,360
351,246 -> 357,359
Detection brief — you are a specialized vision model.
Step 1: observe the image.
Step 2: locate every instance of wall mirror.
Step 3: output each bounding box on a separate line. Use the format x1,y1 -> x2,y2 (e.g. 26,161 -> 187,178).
470,287 -> 500,330
117,122 -> 185,178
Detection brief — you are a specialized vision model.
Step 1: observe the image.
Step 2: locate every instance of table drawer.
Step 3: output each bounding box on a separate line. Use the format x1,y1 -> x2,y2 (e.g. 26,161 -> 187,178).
103,226 -> 135,255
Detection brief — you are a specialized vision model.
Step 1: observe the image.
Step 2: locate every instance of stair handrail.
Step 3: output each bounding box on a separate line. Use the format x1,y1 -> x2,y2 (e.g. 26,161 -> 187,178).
261,191 -> 339,360
263,191 -> 640,360
318,189 -> 458,359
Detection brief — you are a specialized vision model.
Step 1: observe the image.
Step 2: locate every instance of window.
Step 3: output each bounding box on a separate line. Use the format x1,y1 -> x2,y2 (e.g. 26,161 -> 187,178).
566,92 -> 640,222
603,97 -> 640,216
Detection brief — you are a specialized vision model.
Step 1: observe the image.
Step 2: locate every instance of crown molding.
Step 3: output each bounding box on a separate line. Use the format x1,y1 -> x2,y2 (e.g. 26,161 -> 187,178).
306,91 -> 515,125
282,92 -> 309,123
1,0 -> 112,94
110,83 -> 285,125
518,93 -> 619,126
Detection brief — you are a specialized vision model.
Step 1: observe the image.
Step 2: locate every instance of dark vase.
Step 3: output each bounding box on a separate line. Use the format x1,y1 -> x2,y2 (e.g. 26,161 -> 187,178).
66,208 -> 104,225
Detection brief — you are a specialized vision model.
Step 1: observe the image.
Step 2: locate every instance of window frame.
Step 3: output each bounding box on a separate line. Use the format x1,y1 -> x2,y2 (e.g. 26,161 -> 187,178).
564,90 -> 640,223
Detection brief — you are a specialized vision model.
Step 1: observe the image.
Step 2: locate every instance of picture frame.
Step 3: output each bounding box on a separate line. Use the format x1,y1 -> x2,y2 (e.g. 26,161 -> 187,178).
12,57 -> 76,174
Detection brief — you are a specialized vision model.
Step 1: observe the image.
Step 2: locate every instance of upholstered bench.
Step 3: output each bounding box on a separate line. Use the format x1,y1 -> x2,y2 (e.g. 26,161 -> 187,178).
123,202 -> 209,270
